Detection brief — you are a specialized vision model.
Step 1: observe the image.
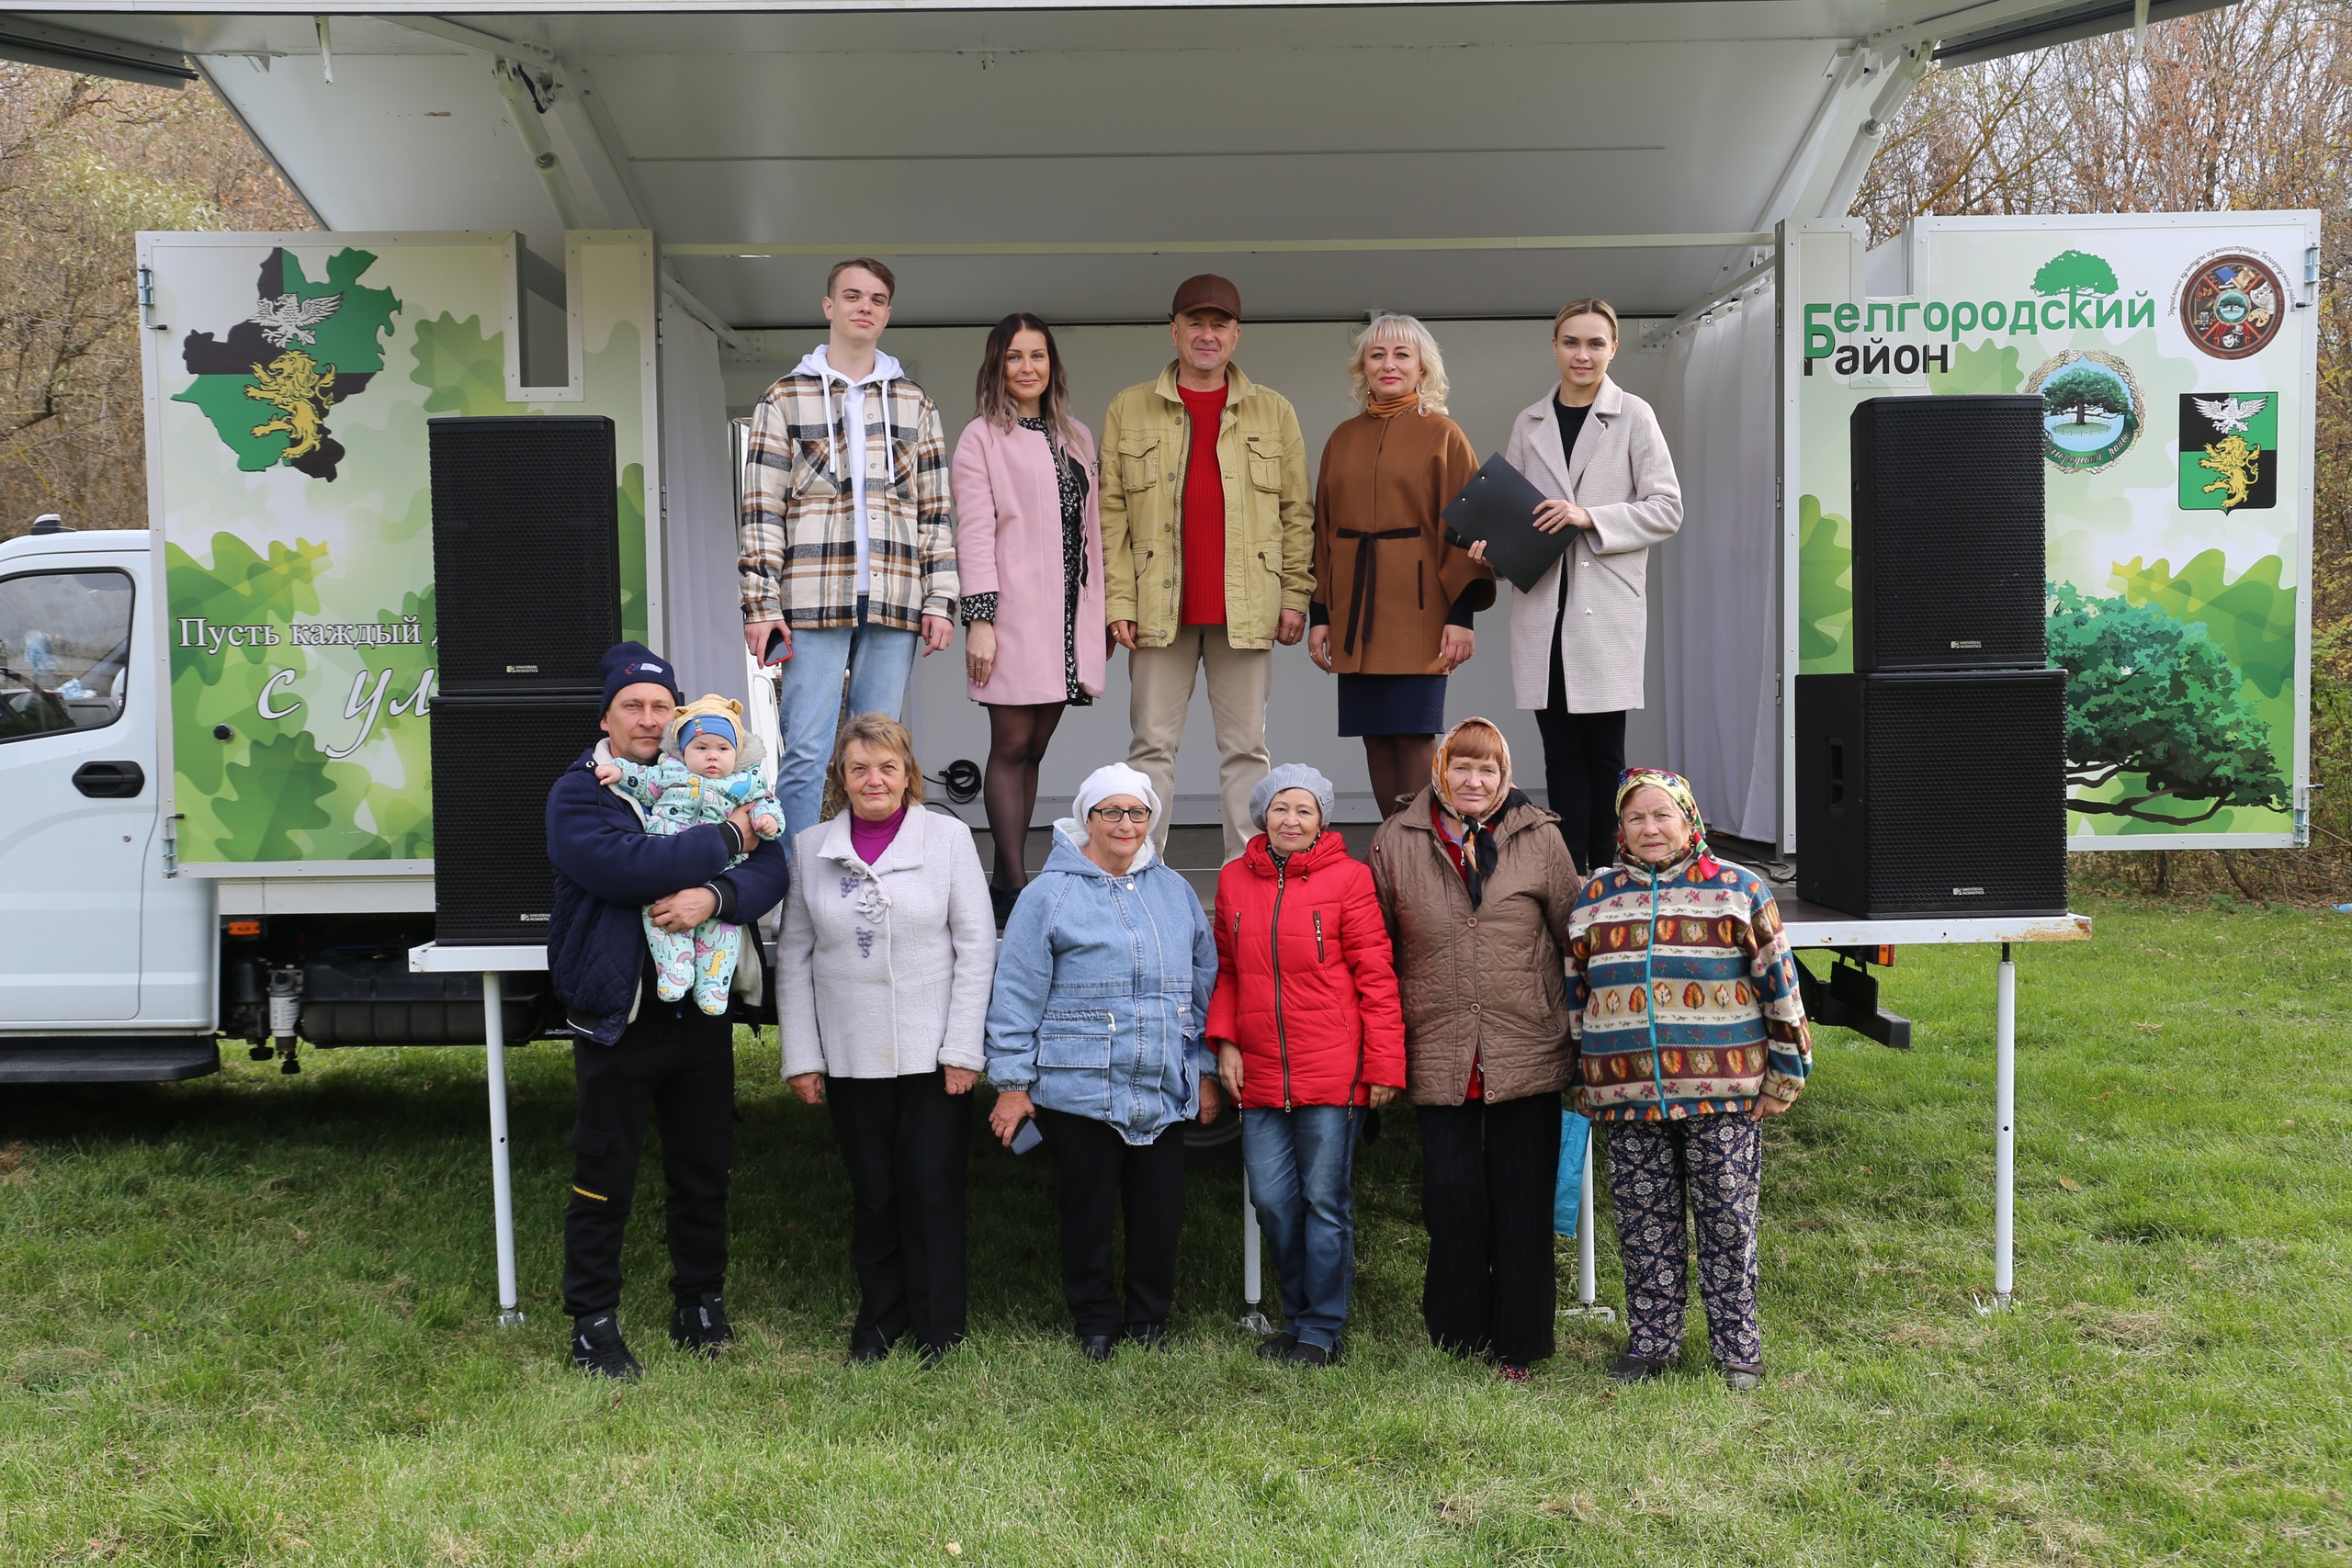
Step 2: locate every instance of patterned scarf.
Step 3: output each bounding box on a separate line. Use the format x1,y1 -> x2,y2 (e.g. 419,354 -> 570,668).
1612,767 -> 1719,879
1431,718 -> 1522,909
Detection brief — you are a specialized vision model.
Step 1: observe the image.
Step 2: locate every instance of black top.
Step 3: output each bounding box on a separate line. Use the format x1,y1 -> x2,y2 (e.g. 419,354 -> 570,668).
1552,397 -> 1593,610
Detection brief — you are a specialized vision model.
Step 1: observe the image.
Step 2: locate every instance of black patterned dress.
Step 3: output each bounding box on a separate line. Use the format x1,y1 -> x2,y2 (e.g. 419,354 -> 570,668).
960,416 -> 1091,706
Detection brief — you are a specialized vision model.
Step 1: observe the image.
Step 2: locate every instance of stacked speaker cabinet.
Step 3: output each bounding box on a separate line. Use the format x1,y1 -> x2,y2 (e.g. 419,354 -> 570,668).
1795,395 -> 2070,919
429,415 -> 619,944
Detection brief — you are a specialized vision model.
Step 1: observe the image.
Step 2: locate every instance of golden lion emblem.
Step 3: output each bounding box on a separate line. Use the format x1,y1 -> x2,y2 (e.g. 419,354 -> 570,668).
243,349 -> 338,463
2198,434 -> 2261,512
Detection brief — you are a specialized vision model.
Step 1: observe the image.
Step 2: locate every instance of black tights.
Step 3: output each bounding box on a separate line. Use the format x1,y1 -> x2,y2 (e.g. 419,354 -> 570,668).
982,702 -> 1067,888
1361,734 -> 1438,818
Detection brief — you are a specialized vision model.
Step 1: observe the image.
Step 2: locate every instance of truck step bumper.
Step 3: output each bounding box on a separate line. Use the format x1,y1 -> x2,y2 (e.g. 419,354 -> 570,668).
0,1038 -> 221,1083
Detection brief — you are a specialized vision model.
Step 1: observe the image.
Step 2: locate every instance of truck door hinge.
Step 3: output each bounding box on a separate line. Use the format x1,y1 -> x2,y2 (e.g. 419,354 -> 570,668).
163,812 -> 182,877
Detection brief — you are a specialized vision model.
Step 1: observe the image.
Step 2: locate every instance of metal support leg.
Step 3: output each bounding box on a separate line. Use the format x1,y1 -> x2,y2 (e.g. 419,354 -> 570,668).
1562,1122 -> 1615,1321
483,971 -> 524,1328
1977,944 -> 2018,1314
1239,1168 -> 1272,1335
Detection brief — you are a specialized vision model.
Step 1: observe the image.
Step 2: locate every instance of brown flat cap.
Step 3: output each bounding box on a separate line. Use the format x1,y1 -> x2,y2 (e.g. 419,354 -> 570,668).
1170,273 -> 1241,321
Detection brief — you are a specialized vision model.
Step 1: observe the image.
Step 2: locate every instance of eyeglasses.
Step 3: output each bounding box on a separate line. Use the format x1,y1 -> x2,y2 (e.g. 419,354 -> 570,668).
1089,805 -> 1152,823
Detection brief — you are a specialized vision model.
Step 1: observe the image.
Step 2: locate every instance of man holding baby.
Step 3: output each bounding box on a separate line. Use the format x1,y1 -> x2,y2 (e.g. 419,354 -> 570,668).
544,641 -> 795,1379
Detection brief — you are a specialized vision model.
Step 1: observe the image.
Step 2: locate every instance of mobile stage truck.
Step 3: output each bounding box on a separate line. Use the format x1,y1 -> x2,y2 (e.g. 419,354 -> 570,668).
0,1 -> 2316,1313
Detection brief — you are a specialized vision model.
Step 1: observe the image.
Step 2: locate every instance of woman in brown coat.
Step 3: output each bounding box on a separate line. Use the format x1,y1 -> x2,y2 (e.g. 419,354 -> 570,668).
1368,717 -> 1581,1382
1308,315 -> 1496,817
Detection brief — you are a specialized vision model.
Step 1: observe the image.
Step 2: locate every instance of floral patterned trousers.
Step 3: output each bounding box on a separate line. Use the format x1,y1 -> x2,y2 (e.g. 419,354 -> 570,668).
1602,1113 -> 1763,1370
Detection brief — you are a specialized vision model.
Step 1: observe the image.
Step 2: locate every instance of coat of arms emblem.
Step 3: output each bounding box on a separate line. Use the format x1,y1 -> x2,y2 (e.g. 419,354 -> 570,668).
2177,254 -> 2283,360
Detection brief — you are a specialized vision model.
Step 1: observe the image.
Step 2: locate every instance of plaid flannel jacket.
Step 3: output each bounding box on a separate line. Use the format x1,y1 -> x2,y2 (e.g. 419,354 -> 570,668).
738,370 -> 957,631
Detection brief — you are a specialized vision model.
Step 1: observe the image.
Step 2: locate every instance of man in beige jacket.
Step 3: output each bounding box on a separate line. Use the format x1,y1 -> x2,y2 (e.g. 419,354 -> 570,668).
1102,274 -> 1314,861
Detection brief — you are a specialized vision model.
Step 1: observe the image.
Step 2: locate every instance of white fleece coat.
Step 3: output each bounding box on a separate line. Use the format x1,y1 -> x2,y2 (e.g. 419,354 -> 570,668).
776,805 -> 995,1079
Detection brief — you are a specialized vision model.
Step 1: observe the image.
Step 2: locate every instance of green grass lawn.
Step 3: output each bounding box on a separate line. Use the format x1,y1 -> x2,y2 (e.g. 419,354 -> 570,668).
5,898 -> 2348,1565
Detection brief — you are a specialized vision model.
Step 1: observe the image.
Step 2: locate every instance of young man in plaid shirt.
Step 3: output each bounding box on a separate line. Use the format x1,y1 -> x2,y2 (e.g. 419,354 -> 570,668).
740,258 -> 956,841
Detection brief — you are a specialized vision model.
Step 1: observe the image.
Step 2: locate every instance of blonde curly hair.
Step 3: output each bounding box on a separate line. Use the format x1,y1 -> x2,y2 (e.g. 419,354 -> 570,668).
1345,313 -> 1450,414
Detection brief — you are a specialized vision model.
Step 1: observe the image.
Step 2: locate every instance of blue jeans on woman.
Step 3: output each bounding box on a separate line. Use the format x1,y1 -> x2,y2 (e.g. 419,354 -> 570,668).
775,597 -> 918,841
1241,1105 -> 1363,1353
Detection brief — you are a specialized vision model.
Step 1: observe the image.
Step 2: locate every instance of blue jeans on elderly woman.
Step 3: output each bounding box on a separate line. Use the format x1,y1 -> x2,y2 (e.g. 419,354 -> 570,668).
1241,1105 -> 1363,1355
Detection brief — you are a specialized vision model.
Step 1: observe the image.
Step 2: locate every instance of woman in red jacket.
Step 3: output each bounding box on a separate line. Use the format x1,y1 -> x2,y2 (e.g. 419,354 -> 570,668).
1207,763 -> 1406,1365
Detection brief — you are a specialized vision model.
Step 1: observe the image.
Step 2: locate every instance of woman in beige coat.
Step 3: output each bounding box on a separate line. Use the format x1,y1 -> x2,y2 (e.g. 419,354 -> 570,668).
1368,717 -> 1580,1382
1487,299 -> 1682,872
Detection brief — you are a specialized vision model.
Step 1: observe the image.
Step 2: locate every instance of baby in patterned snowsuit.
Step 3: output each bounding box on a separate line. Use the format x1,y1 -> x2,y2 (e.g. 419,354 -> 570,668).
594,694 -> 783,1014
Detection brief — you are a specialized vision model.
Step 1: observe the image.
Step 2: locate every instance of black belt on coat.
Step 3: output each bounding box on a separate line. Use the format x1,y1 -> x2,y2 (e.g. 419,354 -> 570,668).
1338,526 -> 1423,655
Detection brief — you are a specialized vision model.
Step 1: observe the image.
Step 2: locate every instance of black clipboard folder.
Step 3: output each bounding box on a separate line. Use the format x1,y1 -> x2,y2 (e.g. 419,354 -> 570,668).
1441,453 -> 1566,594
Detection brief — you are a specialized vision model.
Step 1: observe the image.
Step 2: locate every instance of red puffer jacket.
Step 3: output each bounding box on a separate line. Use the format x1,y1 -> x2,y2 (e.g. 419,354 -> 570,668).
1206,829 -> 1406,1109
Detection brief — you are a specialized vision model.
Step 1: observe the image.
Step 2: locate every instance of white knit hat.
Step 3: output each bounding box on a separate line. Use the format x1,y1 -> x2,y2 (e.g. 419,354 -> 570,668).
1071,762 -> 1160,824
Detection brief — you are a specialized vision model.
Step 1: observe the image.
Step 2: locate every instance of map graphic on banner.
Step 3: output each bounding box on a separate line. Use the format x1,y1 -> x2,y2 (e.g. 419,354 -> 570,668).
140,231 -> 659,869
1787,213 -> 2316,847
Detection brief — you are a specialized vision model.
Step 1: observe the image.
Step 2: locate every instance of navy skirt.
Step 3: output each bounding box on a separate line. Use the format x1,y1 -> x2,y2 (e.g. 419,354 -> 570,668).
1336,672 -> 1448,738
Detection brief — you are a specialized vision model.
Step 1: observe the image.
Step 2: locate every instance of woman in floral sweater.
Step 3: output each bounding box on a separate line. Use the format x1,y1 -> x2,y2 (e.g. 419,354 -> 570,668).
1566,768 -> 1810,1392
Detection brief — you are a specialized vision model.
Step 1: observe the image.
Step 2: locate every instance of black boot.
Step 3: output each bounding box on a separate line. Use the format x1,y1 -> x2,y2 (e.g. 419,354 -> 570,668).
1608,1352 -> 1669,1383
670,1292 -> 732,1357
571,1312 -> 642,1380
1075,1333 -> 1116,1362
1121,1321 -> 1169,1353
1256,1331 -> 1298,1360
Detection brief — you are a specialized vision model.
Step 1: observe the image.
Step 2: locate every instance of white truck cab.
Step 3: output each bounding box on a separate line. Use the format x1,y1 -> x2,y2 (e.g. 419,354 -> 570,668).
0,525 -> 219,1080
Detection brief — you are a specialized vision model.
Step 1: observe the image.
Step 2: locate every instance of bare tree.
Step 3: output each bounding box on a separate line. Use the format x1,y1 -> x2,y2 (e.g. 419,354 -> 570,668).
0,65 -> 310,539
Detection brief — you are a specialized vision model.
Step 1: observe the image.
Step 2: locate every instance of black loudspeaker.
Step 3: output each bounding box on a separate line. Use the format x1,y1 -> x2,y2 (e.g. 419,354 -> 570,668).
431,694 -> 603,943
1850,395 -> 2046,672
429,415 -> 619,695
1795,671 -> 2068,918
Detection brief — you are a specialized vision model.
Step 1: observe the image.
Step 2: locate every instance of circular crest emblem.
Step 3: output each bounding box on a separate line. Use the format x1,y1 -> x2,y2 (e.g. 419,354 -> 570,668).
2178,254 -> 2284,360
2025,349 -> 2144,474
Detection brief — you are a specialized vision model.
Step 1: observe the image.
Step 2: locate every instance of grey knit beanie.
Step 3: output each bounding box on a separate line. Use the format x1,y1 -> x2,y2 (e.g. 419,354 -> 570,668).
1250,763 -> 1337,832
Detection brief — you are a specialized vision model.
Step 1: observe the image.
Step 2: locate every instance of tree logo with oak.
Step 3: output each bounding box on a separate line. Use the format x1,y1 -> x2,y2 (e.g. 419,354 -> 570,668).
2025,349 -> 2143,474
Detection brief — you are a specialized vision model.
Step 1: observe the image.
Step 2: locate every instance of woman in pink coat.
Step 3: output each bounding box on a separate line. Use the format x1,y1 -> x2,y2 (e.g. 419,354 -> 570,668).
953,314 -> 1107,922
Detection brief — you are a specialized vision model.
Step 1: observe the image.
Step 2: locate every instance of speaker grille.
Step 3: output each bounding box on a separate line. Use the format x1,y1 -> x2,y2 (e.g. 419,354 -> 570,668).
1796,671 -> 2068,918
1863,673 -> 2066,914
430,416 -> 620,695
1851,396 -> 2045,672
431,694 -> 605,943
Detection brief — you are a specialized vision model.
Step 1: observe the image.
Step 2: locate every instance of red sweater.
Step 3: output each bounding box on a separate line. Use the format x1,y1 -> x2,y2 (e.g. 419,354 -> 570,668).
1207,830 -> 1406,1108
1176,382 -> 1227,626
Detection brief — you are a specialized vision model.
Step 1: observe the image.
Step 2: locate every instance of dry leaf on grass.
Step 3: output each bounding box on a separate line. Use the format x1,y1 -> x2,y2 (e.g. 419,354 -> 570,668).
2058,1177 -> 2085,1192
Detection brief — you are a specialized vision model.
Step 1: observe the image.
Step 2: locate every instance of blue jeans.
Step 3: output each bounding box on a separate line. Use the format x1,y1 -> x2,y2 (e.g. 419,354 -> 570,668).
1241,1105 -> 1363,1351
775,602 -> 918,842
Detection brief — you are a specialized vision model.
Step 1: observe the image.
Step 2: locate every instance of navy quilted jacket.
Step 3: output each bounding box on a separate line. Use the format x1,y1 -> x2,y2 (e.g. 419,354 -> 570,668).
546,746 -> 793,1045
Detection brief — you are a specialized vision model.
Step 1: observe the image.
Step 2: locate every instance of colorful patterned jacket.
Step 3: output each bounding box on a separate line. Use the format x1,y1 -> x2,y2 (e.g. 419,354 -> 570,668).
1565,851 -> 1810,1121
738,363 -> 956,632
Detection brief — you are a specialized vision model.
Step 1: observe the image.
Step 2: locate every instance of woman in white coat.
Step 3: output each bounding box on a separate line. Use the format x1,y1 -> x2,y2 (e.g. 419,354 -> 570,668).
777,711 -> 996,1365
1489,299 -> 1683,873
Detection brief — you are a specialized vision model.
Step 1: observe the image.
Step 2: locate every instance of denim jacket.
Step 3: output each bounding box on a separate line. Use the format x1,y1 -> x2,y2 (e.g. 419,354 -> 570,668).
985,826 -> 1217,1145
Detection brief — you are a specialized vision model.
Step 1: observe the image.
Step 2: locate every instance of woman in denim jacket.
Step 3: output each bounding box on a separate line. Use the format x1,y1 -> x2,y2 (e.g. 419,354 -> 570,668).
984,763 -> 1220,1359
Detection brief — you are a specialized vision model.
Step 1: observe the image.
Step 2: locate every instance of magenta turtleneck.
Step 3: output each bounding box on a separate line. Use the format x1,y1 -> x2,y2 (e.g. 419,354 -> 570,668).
849,802 -> 908,864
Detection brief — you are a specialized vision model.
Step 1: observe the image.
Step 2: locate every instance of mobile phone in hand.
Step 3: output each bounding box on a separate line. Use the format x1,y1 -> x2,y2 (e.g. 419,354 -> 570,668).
763,626 -> 790,665
1010,1117 -> 1043,1156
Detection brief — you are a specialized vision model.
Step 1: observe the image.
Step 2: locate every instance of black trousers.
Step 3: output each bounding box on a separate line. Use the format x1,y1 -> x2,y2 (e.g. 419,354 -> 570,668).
1535,624 -> 1625,875
1417,1093 -> 1563,1365
826,1070 -> 972,1354
1036,1107 -> 1186,1336
560,1001 -> 734,1318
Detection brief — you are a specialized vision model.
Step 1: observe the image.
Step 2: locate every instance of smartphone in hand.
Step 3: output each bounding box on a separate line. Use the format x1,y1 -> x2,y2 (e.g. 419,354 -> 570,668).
1009,1117 -> 1044,1156
763,626 -> 790,666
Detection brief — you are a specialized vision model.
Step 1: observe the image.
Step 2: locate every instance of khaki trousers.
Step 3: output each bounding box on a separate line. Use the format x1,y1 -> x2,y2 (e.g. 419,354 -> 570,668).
1125,626 -> 1272,863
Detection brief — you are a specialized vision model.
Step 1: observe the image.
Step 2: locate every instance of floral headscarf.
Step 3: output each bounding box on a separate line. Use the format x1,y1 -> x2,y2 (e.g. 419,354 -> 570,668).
1430,718 -> 1522,908
1613,767 -> 1719,877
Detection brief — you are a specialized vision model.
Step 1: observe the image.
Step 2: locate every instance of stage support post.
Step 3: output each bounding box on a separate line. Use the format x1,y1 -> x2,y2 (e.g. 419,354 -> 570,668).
1988,942 -> 2017,1312
1238,1169 -> 1272,1335
483,970 -> 524,1328
1562,1122 -> 1615,1321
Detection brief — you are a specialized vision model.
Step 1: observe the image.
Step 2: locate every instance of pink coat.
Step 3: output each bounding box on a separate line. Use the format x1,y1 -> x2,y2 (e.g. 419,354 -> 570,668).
952,415 -> 1106,706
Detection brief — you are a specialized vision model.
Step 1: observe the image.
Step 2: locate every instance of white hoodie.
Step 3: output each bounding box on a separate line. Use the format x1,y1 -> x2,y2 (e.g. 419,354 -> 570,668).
794,343 -> 902,598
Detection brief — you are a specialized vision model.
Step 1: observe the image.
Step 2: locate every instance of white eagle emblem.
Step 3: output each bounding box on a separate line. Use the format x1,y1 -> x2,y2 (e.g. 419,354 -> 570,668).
2191,394 -> 2266,436
247,291 -> 343,348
